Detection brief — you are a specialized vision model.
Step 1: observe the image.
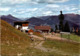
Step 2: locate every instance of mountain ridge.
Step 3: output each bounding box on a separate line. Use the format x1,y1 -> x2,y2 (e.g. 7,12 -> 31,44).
1,14 -> 80,29
1,14 -> 21,25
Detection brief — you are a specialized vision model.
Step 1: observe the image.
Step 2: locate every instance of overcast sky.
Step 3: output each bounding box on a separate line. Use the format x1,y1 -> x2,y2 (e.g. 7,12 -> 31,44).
0,0 -> 80,18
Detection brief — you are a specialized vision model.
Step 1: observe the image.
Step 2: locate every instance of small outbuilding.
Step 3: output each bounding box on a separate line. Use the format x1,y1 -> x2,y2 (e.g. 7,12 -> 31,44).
35,26 -> 51,33
14,21 -> 29,32
28,29 -> 34,35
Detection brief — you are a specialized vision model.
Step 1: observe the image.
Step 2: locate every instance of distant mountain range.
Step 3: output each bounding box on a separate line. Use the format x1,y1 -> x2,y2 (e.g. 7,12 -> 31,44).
1,14 -> 21,25
26,14 -> 80,29
1,14 -> 80,29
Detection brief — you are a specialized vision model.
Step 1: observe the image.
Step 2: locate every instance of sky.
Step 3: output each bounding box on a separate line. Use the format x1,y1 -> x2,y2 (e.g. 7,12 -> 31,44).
0,0 -> 80,18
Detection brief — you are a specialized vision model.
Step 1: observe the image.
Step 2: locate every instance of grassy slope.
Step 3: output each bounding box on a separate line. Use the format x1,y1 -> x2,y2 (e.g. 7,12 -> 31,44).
1,19 -> 80,56
1,19 -> 31,55
58,33 -> 80,42
43,39 -> 80,56
33,32 -> 43,37
1,20 -> 64,56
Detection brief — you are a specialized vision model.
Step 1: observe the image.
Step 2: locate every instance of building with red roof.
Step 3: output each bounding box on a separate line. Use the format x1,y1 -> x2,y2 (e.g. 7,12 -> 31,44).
35,26 -> 51,33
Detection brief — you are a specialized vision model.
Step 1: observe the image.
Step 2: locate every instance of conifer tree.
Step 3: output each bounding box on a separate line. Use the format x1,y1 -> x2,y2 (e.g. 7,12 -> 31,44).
59,11 -> 64,31
64,21 -> 70,32
55,25 -> 58,32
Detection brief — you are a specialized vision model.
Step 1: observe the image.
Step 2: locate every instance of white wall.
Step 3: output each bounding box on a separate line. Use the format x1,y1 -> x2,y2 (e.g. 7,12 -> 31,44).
15,25 -> 20,29
21,26 -> 29,31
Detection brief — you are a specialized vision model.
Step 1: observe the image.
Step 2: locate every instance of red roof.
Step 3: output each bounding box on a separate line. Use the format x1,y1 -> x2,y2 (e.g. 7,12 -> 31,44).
22,24 -> 28,26
28,29 -> 34,33
35,26 -> 51,30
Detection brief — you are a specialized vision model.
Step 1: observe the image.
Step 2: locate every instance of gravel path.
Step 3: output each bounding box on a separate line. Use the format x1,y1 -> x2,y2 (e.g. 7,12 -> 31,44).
34,41 -> 49,52
29,35 -> 71,55
33,40 -> 70,56
30,35 -> 44,40
43,33 -> 80,43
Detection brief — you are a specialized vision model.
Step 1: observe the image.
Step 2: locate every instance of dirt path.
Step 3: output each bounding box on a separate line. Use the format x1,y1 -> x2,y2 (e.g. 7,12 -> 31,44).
32,40 -> 70,56
29,34 -> 80,56
43,33 -> 69,40
30,34 -> 65,41
43,33 -> 80,43
30,35 -> 44,40
30,34 -> 78,43
29,35 -> 52,52
34,41 -> 49,52
29,35 -> 70,55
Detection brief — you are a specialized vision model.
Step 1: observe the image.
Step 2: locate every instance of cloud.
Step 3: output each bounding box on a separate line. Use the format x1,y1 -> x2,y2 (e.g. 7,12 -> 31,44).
53,0 -> 69,3
1,0 -> 30,4
0,7 -> 10,12
45,4 -> 78,12
78,10 -> 80,14
38,0 -> 69,3
1,0 -> 69,5
78,10 -> 80,12
0,0 -> 79,18
27,8 -> 38,12
58,4 -> 79,12
43,11 -> 53,15
71,8 -> 78,10
32,0 -> 69,4
46,4 -> 60,8
65,7 -> 78,11
13,8 -> 38,14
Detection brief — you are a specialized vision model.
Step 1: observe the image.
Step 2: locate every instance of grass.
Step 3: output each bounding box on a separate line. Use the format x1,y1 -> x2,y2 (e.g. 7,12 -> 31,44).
43,39 -> 80,56
1,19 -> 30,55
1,19 -> 64,56
22,47 -> 65,56
33,32 -> 43,37
1,19 -> 80,56
59,33 -> 80,42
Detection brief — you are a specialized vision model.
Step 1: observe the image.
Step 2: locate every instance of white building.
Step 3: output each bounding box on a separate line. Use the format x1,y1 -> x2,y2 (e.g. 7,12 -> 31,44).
15,25 -> 21,29
14,21 -> 29,32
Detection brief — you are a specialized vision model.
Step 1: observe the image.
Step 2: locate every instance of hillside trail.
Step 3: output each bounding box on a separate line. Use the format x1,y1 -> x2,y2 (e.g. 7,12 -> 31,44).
29,34 -> 71,56
42,33 -> 80,43
30,34 -> 69,41
42,33 -> 69,40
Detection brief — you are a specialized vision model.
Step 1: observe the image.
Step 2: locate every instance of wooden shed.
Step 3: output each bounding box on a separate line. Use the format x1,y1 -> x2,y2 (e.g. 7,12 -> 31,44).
35,26 -> 51,33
